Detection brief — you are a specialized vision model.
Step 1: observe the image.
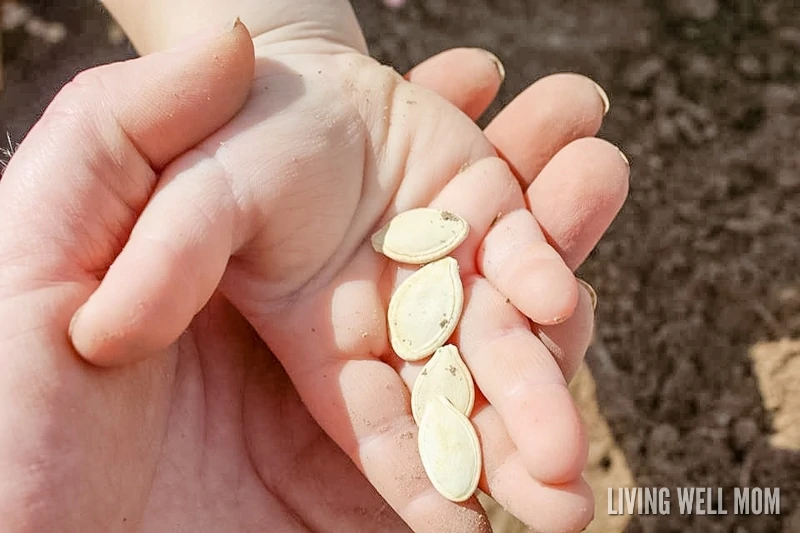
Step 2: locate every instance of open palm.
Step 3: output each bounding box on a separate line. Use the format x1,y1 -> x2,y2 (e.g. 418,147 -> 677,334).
0,13 -> 627,533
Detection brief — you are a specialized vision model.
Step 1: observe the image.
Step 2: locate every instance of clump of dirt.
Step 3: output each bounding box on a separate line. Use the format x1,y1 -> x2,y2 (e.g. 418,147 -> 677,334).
2,1 -> 799,531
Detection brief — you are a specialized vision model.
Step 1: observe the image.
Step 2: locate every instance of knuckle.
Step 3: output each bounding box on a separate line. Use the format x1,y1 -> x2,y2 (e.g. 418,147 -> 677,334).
42,66 -> 112,126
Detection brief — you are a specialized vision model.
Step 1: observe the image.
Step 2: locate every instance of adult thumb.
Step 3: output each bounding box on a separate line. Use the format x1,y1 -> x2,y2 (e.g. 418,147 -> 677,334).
0,19 -> 254,356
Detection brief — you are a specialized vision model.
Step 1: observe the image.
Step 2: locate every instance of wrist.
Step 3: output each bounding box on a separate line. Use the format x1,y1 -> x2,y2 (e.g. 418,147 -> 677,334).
101,0 -> 366,55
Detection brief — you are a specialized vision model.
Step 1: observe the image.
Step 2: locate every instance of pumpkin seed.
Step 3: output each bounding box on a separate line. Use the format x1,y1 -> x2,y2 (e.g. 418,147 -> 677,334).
411,345 -> 474,424
388,256 -> 463,361
418,395 -> 482,502
371,208 -> 469,264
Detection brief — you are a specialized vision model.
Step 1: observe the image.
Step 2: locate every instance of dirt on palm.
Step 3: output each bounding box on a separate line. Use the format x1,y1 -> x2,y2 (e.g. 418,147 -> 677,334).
1,1 -> 799,532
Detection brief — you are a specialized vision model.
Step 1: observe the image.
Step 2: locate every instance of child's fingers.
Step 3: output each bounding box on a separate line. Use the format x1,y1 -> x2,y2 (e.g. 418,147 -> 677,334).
479,73 -> 629,270
69,154 -> 238,366
473,401 -> 595,532
525,137 -> 630,270
387,360 -> 593,533
422,154 -> 596,384
429,157 -> 578,327
483,73 -> 608,188
388,362 -> 594,533
456,277 -> 588,484
404,47 -> 504,121
388,278 -> 589,491
477,210 -> 579,326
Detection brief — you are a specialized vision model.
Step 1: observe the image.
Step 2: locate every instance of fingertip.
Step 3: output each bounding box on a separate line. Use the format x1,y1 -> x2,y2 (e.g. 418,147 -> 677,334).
108,19 -> 256,169
478,208 -> 580,326
67,256 -> 186,367
481,434 -> 595,533
68,298 -> 151,368
404,47 -> 503,121
526,137 -> 631,270
507,384 -> 589,484
533,256 -> 580,326
484,72 -> 607,187
518,476 -> 595,533
535,285 -> 596,382
546,476 -> 596,533
504,242 -> 580,326
217,15 -> 255,71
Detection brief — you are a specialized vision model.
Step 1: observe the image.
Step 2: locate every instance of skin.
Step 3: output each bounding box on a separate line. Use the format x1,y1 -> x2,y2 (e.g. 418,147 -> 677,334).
0,5 -> 628,533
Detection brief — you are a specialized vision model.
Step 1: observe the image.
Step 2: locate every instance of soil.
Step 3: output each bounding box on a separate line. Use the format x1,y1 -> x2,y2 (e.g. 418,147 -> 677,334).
2,1 -> 799,532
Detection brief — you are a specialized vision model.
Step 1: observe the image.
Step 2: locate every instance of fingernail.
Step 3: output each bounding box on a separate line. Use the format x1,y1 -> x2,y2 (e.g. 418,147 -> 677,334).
169,17 -> 245,53
485,51 -> 505,83
577,278 -> 597,311
592,81 -> 610,115
551,314 -> 570,325
618,147 -> 630,167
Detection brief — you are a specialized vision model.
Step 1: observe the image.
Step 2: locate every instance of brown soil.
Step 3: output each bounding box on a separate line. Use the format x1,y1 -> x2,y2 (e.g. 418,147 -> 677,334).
2,1 -> 799,531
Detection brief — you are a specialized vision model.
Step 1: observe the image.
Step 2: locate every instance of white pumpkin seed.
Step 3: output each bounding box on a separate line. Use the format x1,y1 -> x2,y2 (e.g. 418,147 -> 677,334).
388,257 -> 463,361
371,208 -> 469,264
411,345 -> 474,424
418,395 -> 482,502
